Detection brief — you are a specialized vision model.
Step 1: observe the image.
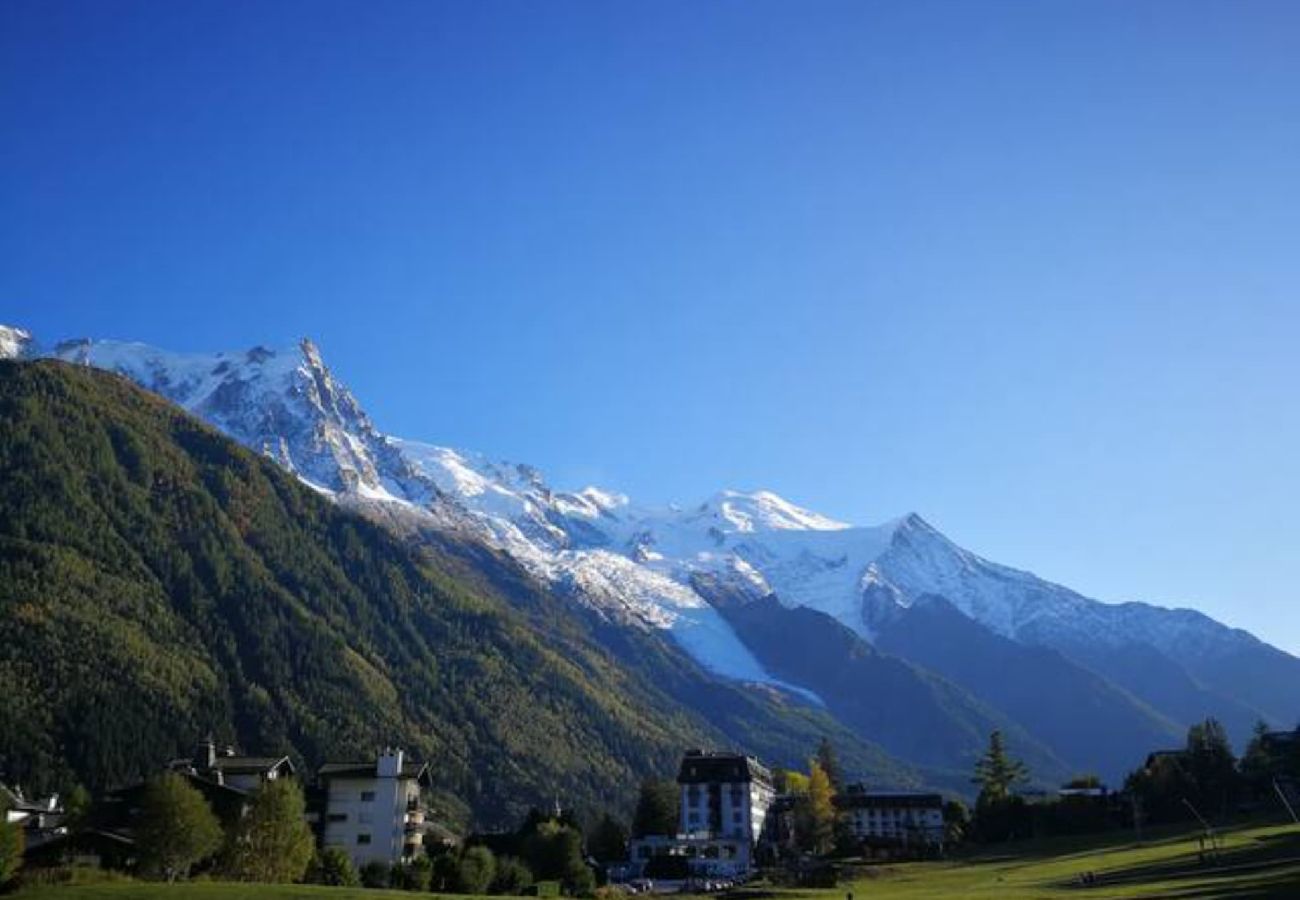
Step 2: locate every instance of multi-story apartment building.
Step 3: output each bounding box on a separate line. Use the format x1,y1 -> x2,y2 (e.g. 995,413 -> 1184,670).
677,750 -> 774,845
316,748 -> 430,868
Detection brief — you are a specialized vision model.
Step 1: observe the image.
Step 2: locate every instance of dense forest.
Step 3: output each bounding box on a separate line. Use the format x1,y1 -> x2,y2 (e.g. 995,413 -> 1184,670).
0,360 -> 923,826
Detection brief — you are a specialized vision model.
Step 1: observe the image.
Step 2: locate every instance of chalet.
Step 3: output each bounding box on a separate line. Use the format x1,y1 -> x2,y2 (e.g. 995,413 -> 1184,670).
167,738 -> 295,791
315,748 -> 432,869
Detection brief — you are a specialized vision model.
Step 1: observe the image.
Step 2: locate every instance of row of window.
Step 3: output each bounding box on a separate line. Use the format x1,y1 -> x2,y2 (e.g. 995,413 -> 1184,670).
327,812 -> 377,824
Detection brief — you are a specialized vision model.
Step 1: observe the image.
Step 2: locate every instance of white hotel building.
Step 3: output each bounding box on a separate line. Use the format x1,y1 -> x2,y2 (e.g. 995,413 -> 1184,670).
317,749 -> 431,868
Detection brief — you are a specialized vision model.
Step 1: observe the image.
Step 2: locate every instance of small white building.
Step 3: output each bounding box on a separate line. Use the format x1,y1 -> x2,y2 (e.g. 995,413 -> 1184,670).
317,749 -> 431,869
836,786 -> 944,848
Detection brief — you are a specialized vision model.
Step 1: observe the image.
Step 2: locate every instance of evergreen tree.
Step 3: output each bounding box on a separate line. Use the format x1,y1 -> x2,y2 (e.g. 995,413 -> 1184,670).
359,860 -> 391,888
1185,717 -> 1239,817
63,784 -> 92,833
226,778 -> 315,882
135,773 -> 223,881
306,847 -> 358,887
524,821 -> 594,896
1239,720 -> 1275,797
942,799 -> 970,844
399,855 -> 433,891
631,780 -> 679,837
972,731 -> 1029,803
588,813 -> 629,864
491,855 -> 535,895
815,738 -> 844,792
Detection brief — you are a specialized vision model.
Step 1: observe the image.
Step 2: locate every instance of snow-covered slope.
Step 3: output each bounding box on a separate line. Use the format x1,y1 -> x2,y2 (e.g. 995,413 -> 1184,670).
10,325 -> 1294,725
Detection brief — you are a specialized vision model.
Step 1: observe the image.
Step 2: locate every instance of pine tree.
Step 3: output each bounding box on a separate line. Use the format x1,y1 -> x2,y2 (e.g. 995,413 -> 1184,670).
135,773 -> 224,882
588,813 -> 629,864
972,730 -> 1028,804
1185,717 -> 1239,817
815,738 -> 843,792
632,780 -> 679,837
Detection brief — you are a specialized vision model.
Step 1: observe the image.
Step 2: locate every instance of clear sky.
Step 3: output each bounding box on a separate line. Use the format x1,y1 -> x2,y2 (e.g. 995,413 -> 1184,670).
3,1 -> 1299,652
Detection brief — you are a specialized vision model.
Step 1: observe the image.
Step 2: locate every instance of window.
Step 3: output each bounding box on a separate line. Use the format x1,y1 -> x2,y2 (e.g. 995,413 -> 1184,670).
327,813 -> 347,823
360,790 -> 376,802
732,811 -> 742,824
357,834 -> 372,845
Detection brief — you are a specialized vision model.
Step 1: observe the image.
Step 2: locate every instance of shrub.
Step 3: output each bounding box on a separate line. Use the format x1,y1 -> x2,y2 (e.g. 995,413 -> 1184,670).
359,859 -> 392,888
306,847 -> 359,887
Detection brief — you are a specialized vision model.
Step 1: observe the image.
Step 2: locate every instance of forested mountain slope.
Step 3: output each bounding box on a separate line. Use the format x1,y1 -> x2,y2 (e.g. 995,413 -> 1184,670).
0,360 -> 925,825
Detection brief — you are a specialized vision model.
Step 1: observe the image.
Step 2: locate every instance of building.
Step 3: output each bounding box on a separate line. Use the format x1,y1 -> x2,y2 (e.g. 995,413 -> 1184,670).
316,748 -> 431,869
627,750 -> 774,881
167,738 -> 295,791
677,750 -> 774,845
835,786 -> 944,849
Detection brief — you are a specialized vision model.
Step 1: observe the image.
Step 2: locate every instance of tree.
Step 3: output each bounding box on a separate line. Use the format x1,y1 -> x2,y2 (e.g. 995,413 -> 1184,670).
793,761 -> 836,855
491,855 -> 535,894
398,854 -> 432,891
942,799 -> 970,844
524,821 -> 595,896
972,731 -> 1029,804
815,738 -> 844,792
781,770 -> 810,795
306,847 -> 359,886
632,779 -> 679,837
0,816 -> 23,887
1185,717 -> 1239,817
1064,774 -> 1102,790
135,773 -> 224,881
458,845 -> 498,894
431,849 -> 461,892
226,777 -> 315,882
587,814 -> 628,864
63,784 -> 92,833
359,860 -> 392,888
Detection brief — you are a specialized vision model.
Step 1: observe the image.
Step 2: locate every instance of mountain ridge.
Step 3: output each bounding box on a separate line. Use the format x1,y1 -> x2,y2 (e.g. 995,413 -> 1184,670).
5,325 -> 1297,781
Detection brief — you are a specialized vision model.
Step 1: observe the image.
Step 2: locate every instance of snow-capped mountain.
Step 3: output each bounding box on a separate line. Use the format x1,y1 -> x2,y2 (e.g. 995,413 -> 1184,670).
7,326 -> 1297,753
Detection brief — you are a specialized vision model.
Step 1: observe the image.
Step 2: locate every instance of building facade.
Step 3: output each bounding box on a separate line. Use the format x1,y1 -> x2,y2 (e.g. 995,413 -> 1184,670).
316,749 -> 430,869
677,750 -> 774,846
835,786 -> 944,849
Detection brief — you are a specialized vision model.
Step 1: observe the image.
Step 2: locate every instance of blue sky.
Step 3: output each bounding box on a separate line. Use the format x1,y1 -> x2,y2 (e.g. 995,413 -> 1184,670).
3,1 -> 1299,652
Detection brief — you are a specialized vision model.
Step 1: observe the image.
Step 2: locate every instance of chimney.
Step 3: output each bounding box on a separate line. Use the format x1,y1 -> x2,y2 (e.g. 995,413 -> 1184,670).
195,737 -> 217,771
377,747 -> 404,778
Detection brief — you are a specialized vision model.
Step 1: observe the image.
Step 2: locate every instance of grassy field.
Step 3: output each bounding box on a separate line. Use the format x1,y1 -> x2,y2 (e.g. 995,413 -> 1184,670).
16,821 -> 1300,899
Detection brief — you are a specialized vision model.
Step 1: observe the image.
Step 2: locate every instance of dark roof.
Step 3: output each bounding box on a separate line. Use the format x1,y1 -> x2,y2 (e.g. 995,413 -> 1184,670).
676,751 -> 771,786
318,761 -> 431,782
212,756 -> 294,775
836,790 -> 943,810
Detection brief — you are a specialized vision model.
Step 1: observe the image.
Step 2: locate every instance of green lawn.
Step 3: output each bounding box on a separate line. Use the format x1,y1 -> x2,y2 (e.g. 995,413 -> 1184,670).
17,884 -> 494,900
760,821 -> 1300,899
17,822 -> 1300,900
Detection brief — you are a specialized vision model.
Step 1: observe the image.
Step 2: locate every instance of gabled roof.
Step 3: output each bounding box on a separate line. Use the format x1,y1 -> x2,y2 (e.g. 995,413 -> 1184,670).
212,755 -> 295,776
